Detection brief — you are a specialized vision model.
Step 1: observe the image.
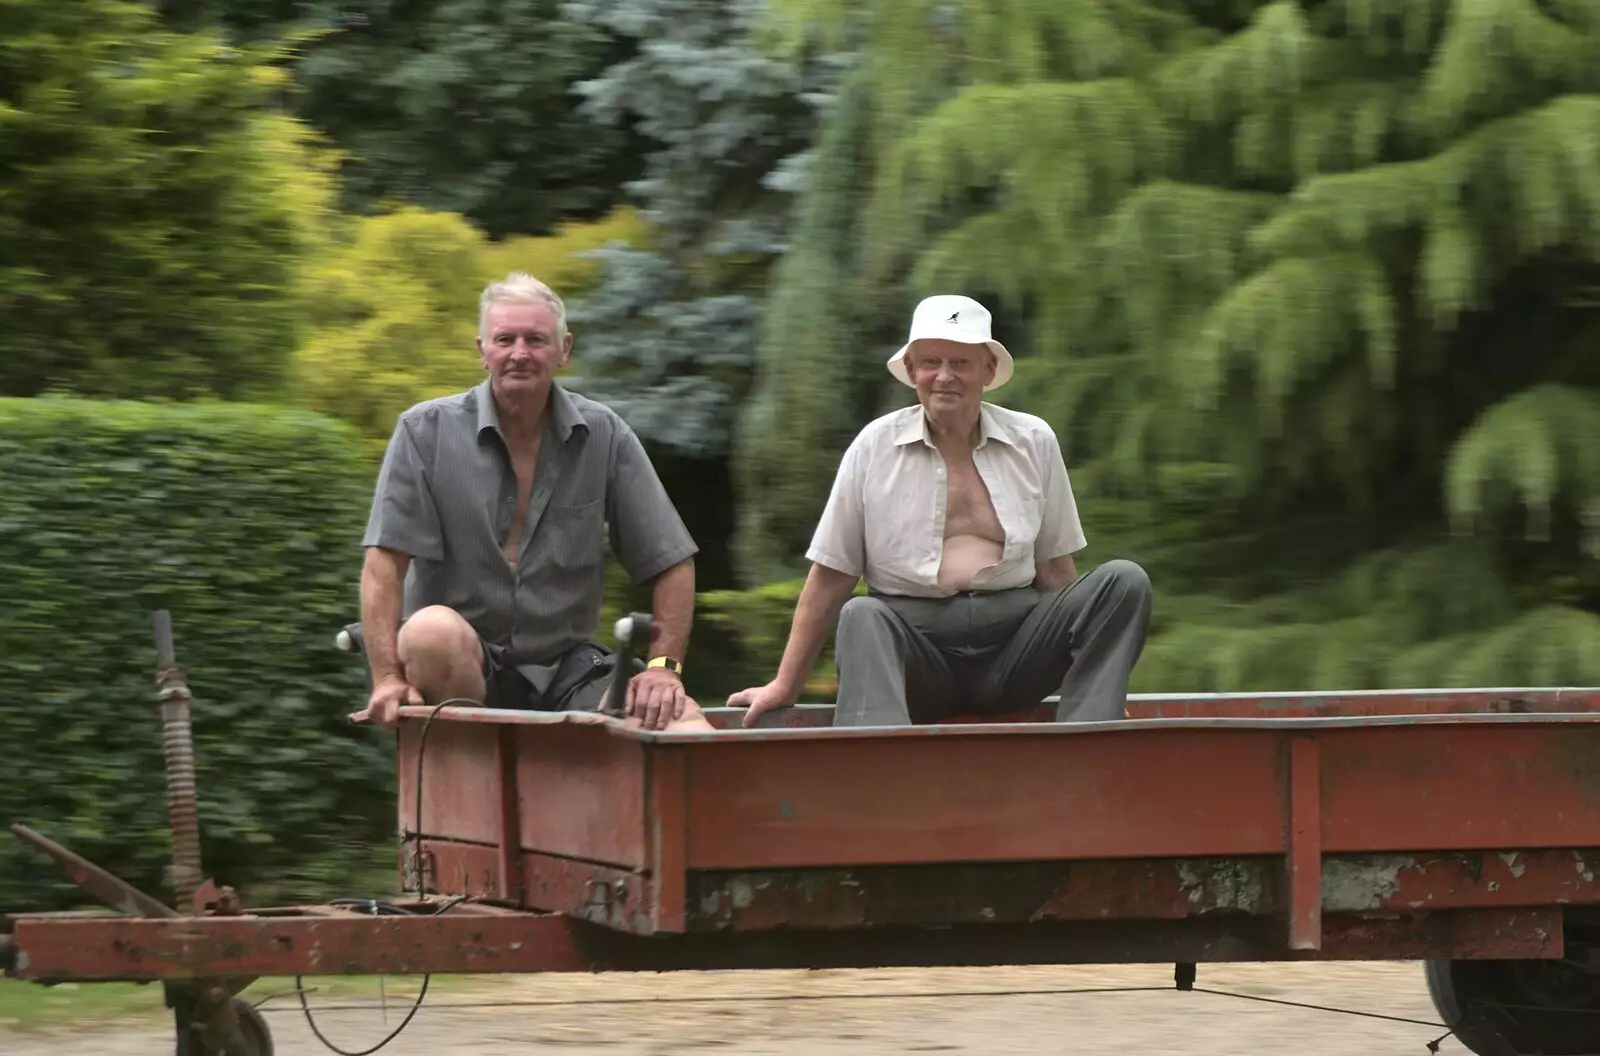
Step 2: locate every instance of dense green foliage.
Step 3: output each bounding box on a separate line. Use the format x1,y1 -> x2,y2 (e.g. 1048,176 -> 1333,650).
0,398 -> 390,911
559,0 -> 838,457
10,0 -> 1600,913
291,204 -> 647,455
157,0 -> 647,239
741,0 -> 1600,691
0,0 -> 337,401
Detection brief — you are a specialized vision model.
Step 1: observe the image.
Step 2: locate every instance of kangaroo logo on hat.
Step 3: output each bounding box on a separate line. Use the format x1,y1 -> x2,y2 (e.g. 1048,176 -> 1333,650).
887,295 -> 1014,391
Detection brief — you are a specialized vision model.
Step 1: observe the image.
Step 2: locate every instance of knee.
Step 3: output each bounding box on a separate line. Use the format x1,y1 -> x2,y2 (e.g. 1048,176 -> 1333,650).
397,606 -> 480,670
836,595 -> 892,638
1097,559 -> 1152,601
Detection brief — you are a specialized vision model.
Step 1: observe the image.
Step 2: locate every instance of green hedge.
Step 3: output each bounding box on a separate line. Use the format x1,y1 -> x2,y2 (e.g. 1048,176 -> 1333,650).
0,397 -> 393,912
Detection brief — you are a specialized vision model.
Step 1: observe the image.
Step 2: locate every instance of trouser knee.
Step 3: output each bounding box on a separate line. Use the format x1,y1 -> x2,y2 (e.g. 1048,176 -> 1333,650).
835,595 -> 899,662
837,594 -> 893,634
1095,559 -> 1152,606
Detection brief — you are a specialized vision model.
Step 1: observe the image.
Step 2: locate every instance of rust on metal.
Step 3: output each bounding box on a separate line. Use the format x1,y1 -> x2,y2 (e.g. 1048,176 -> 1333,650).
152,610 -> 205,910
1351,849 -> 1600,911
419,841 -> 651,933
9,912 -> 596,980
192,880 -> 242,916
396,841 -> 1600,936
7,905 -> 1564,982
1286,736 -> 1323,951
681,851 -> 1600,932
9,824 -> 176,919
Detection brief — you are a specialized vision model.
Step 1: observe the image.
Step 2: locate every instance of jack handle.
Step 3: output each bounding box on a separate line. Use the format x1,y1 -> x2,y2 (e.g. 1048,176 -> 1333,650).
604,613 -> 653,719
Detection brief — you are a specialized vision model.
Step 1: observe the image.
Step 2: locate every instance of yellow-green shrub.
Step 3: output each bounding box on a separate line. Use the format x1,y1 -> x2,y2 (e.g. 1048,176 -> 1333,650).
290,205 -> 648,456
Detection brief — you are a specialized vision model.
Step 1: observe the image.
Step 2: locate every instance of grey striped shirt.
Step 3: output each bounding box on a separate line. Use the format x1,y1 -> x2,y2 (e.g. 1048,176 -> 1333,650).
363,380 -> 697,666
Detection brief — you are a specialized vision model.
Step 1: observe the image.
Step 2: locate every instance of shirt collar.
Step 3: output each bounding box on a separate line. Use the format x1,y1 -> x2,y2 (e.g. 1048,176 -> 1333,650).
892,402 -> 1016,449
474,379 -> 585,442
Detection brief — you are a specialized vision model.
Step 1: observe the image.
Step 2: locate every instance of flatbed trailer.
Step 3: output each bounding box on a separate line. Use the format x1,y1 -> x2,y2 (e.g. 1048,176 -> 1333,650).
4,612 -> 1599,1056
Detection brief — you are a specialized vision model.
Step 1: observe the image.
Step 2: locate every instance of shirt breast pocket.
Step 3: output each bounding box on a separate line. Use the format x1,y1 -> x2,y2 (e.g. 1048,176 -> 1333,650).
869,484 -> 934,563
1008,494 -> 1044,558
546,497 -> 607,570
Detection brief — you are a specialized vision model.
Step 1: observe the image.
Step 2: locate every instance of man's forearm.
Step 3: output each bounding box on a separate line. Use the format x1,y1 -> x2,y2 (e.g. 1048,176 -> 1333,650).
1034,555 -> 1078,593
774,564 -> 859,697
361,547 -> 409,683
649,558 -> 696,662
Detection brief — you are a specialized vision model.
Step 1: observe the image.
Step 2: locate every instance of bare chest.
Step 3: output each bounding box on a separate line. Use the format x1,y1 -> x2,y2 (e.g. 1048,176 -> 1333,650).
942,457 -> 1003,542
501,439 -> 541,562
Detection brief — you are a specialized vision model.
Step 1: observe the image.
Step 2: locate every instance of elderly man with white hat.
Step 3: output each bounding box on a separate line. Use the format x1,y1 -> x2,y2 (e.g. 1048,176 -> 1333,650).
729,294 -> 1153,727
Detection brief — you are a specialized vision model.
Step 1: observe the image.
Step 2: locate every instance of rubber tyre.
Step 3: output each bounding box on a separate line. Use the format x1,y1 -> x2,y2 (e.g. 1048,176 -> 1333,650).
174,997 -> 273,1056
231,998 -> 273,1056
1426,958 -> 1600,1056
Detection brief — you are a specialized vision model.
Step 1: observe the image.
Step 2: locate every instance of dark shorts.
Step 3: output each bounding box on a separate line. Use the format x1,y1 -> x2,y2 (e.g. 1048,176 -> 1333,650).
477,635 -> 634,714
340,617 -> 636,713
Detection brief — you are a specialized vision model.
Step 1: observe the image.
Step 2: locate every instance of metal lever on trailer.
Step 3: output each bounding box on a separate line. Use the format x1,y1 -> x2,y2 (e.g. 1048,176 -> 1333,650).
604,612 -> 654,718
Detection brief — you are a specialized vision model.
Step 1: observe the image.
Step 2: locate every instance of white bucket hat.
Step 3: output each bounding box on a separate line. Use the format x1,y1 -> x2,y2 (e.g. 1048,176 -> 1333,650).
886,294 -> 1014,391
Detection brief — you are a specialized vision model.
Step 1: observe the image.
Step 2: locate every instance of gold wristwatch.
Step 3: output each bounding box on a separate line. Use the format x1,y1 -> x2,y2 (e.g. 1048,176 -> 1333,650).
647,656 -> 683,677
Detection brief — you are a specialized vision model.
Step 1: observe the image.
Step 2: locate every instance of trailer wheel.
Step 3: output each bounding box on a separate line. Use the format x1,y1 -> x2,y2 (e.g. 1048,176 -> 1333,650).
229,999 -> 273,1056
1426,957 -> 1600,1056
174,996 -> 273,1056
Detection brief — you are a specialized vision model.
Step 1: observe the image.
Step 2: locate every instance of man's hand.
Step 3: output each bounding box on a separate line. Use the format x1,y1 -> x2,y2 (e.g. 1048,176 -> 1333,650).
628,666 -> 688,731
349,674 -> 422,732
727,680 -> 799,729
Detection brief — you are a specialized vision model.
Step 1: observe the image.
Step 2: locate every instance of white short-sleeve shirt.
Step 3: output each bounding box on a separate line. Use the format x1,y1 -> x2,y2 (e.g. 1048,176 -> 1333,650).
806,403 -> 1087,597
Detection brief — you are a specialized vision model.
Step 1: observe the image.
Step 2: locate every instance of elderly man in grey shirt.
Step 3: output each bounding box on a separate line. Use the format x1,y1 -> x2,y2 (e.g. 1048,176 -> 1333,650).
730,294 -> 1152,728
349,272 -> 712,733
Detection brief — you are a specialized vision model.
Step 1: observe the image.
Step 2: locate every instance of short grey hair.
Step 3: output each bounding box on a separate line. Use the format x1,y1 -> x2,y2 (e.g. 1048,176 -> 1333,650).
478,272 -> 567,339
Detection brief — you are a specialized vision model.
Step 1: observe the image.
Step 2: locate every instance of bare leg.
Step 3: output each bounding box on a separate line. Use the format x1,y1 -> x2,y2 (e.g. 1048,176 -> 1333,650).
396,605 -> 487,705
649,696 -> 715,733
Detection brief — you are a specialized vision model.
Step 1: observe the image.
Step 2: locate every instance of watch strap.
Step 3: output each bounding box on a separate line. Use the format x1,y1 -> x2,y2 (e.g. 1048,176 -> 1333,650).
646,655 -> 683,676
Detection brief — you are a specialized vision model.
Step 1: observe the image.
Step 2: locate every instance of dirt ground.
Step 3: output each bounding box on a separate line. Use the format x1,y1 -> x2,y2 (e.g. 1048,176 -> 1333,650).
0,961 -> 1478,1055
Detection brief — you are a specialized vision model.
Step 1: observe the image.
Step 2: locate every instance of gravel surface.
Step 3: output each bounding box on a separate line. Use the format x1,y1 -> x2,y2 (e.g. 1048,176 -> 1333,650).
0,961 -> 1479,1055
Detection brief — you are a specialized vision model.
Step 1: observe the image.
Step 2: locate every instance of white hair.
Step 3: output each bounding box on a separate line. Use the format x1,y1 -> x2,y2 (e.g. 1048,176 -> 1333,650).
478,272 -> 567,339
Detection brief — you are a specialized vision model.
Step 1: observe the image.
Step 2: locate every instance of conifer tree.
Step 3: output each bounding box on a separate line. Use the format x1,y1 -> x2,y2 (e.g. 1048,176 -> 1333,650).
558,0 -> 843,458
746,0 -> 1600,690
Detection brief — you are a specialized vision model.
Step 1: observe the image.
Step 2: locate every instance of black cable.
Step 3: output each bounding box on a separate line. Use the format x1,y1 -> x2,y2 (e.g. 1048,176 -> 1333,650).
258,980 -> 1447,1026
256,984 -> 1174,1012
299,696 -> 1466,1055
287,695 -> 474,1056
413,698 -> 477,898
1189,987 -> 1447,1028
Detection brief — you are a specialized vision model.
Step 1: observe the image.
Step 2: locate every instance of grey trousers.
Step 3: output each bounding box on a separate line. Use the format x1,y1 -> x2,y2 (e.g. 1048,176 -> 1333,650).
832,559 -> 1153,726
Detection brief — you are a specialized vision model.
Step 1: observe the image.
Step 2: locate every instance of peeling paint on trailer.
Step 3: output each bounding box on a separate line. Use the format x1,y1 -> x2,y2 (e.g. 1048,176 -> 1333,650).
1320,855 -> 1410,913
